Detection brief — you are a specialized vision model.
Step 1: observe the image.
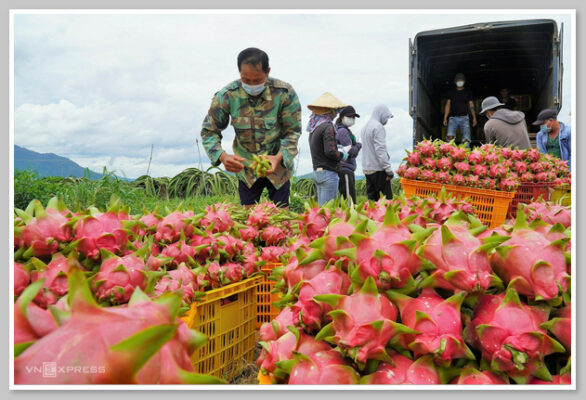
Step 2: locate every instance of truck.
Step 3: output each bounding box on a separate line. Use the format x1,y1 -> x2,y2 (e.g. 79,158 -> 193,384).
409,19 -> 564,148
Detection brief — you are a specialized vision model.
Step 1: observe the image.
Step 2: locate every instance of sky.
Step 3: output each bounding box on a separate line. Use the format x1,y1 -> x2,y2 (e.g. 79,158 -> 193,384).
13,11 -> 573,179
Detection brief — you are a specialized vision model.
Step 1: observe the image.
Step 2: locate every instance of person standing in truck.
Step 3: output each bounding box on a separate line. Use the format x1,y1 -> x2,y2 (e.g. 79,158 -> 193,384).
533,109 -> 571,170
443,73 -> 477,146
498,88 -> 517,111
200,47 -> 301,208
361,104 -> 394,201
480,96 -> 531,149
307,92 -> 348,207
334,105 -> 362,204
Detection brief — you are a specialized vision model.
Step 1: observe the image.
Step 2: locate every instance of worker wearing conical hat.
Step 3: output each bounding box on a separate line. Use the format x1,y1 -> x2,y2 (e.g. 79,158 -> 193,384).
307,92 -> 348,206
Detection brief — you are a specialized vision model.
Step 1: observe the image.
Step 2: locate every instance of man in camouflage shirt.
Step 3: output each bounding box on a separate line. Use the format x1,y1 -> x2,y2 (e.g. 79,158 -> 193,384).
201,47 -> 301,208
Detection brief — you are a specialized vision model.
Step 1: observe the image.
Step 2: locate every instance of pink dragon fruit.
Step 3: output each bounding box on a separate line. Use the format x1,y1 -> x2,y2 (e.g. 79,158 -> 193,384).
489,164 -> 507,179
439,142 -> 454,155
396,164 -> 408,177
541,304 -> 571,349
205,262 -> 227,288
404,167 -> 420,180
450,146 -> 467,162
514,161 -> 528,174
406,151 -> 421,166
259,307 -> 296,342
361,197 -> 391,222
450,366 -> 509,384
155,211 -> 195,243
17,198 -> 73,258
490,207 -> 570,301
484,152 -> 500,165
287,350 -> 361,384
291,266 -> 351,332
73,209 -> 131,260
468,150 -> 484,165
261,246 -> 288,263
421,170 -> 435,182
160,239 -> 196,268
136,213 -> 161,237
388,289 -> 474,363
154,264 -> 199,304
520,172 -> 535,183
14,262 -> 30,297
15,269 -> 222,384
436,157 -> 453,171
451,174 -> 466,186
464,288 -> 565,384
92,251 -> 149,304
257,327 -> 332,382
300,206 -> 331,240
525,148 -> 542,162
339,206 -> 423,291
216,234 -> 245,261
418,213 -> 503,292
190,232 -> 219,262
29,253 -> 84,308
422,158 -> 437,170
436,171 -> 451,183
222,262 -> 243,283
261,226 -> 286,246
416,140 -> 437,157
282,254 -> 327,292
467,175 -> 480,187
246,202 -> 278,228
525,202 -> 571,228
534,172 -> 549,182
500,147 -> 513,159
481,178 -> 496,189
472,164 -> 488,177
454,161 -> 471,174
240,242 -> 260,276
315,276 -> 411,366
511,149 -> 525,161
499,177 -> 520,192
198,204 -> 233,233
238,225 -> 259,242
360,354 -> 440,384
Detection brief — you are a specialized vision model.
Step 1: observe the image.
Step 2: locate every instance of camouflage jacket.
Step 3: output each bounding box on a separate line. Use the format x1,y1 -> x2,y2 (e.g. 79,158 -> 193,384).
200,77 -> 302,189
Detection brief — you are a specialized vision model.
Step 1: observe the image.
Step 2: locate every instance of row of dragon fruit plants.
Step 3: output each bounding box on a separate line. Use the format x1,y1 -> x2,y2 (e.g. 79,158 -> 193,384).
13,183 -> 571,385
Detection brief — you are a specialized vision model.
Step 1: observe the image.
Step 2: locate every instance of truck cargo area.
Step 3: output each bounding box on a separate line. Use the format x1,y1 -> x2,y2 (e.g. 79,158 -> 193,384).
410,19 -> 563,147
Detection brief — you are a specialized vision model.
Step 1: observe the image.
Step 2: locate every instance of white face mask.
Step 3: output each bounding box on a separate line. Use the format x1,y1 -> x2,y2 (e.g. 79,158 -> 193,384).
242,82 -> 266,96
456,81 -> 465,88
342,117 -> 355,127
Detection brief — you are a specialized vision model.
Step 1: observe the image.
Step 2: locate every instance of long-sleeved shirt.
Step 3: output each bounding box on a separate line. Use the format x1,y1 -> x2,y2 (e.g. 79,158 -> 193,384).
200,77 -> 301,189
361,105 -> 394,175
335,123 -> 361,173
309,122 -> 342,172
536,122 -> 571,171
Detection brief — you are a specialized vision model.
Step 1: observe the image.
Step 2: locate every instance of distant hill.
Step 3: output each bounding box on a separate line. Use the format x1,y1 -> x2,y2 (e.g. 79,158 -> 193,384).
14,145 -> 106,180
296,172 -> 365,180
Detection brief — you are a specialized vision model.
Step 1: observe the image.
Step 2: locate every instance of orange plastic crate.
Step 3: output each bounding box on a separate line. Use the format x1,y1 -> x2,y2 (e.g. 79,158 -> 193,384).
400,178 -> 515,228
507,183 -> 550,219
181,276 -> 262,381
257,262 -> 282,329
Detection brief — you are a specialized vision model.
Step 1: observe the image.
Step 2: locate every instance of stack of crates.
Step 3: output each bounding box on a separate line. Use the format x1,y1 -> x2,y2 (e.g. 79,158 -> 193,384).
507,183 -> 550,219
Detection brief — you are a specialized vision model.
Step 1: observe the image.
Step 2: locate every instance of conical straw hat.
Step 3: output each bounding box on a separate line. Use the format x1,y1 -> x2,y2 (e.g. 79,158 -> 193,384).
307,92 -> 346,112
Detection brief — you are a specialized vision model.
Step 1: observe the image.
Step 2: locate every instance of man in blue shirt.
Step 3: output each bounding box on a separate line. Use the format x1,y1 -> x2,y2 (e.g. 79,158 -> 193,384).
532,109 -> 571,170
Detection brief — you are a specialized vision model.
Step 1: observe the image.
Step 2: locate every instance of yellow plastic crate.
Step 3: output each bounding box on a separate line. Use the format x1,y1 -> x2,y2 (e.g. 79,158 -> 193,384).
550,184 -> 571,206
400,178 -> 515,228
257,262 -> 283,329
182,276 -> 262,381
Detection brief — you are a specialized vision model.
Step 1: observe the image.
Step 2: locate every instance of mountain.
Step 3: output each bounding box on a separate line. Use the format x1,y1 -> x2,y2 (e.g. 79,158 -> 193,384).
296,172 -> 366,180
14,145 -> 105,180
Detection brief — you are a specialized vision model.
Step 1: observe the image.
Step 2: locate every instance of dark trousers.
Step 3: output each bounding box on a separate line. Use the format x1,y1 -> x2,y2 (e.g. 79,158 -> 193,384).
366,171 -> 393,201
338,170 -> 356,204
238,178 -> 290,208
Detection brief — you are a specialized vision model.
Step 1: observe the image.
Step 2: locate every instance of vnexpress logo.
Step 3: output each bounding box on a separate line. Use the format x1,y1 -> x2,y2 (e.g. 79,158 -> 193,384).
42,362 -> 57,378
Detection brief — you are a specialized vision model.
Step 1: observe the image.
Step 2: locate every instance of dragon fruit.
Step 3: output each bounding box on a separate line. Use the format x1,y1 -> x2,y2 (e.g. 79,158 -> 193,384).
481,178 -> 496,189
396,164 -> 408,177
467,175 -> 480,187
338,206 -> 423,291
489,164 -> 507,179
198,204 -> 233,233
300,206 -> 331,240
454,161 -> 471,174
406,150 -> 421,166
315,276 -> 412,366
136,213 -> 161,237
14,262 -> 30,297
514,161 -> 528,174
16,198 -> 73,258
260,246 -> 288,263
422,158 -> 437,170
287,350 -> 361,384
240,242 -> 260,276
160,239 -> 196,268
450,146 -> 467,162
451,366 -> 509,384
257,327 -> 332,382
416,140 -> 437,157
360,354 -> 440,384
451,174 -> 466,186
421,170 -> 435,182
238,225 -> 259,241
15,268 -> 223,384
499,177 -> 520,192
436,171 -> 450,183
72,208 -> 131,260
388,289 -> 474,363
499,147 -> 513,159
92,251 -> 150,304
246,202 -> 278,228
511,149 -> 525,161
472,164 -> 488,177
29,253 -> 84,308
282,254 -> 327,292
524,202 -> 571,228
154,264 -> 199,304
259,307 -> 296,342
529,161 -> 545,173
535,172 -> 549,182
520,172 -> 535,183
190,232 -> 219,262
291,266 -> 351,332
155,211 -> 195,243
484,152 -> 500,165
436,157 -> 453,171
361,197 -> 391,222
464,288 -> 565,384
540,304 -> 571,349
490,207 -> 570,301
417,213 -> 503,292
468,150 -> 484,165
439,142 -> 454,155
404,167 -> 420,180
216,234 -> 245,261
261,226 -> 287,246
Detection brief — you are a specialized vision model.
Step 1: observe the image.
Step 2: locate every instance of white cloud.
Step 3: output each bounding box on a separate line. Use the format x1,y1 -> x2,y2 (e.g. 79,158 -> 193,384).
14,12 -> 572,179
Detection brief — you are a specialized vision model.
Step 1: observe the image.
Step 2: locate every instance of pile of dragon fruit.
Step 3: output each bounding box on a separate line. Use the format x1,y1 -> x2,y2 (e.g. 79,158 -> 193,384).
13,190 -> 572,385
257,197 -> 572,385
396,141 -> 571,191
